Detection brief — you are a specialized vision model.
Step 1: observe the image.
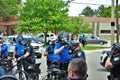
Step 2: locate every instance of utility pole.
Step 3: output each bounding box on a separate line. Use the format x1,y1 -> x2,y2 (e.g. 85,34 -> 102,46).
111,0 -> 115,47
116,0 -> 119,42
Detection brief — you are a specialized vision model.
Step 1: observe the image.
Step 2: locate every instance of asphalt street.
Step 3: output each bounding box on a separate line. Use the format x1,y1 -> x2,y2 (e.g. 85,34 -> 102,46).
85,50 -> 109,80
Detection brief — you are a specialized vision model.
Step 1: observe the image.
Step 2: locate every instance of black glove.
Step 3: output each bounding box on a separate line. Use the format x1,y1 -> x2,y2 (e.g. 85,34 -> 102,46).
108,50 -> 114,57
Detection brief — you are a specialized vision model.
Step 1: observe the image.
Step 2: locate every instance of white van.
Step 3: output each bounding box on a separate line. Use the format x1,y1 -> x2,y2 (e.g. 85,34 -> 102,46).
36,33 -> 57,43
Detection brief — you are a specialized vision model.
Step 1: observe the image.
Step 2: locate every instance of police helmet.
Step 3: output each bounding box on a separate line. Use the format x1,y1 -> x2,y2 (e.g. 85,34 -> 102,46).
50,38 -> 57,42
49,38 -> 57,45
17,34 -> 23,41
112,42 -> 120,51
72,42 -> 80,48
58,32 -> 69,41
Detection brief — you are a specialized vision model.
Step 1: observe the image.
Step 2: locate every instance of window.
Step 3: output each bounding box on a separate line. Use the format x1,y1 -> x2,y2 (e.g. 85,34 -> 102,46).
50,34 -> 54,37
38,35 -> 44,38
100,30 -> 110,34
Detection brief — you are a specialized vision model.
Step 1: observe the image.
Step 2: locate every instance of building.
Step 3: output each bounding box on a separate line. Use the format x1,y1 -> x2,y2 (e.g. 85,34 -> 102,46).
82,17 -> 118,40
0,16 -> 18,36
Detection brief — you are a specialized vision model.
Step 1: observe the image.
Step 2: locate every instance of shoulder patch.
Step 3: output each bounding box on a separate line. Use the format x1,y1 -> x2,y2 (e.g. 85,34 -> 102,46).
113,57 -> 120,61
78,52 -> 82,57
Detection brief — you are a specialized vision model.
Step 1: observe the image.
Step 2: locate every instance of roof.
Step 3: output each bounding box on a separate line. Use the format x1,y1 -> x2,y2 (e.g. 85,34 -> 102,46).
82,17 -> 120,23
82,17 -> 110,22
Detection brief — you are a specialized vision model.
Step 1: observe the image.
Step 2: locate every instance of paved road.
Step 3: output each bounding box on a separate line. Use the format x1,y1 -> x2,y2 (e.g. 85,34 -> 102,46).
85,50 -> 109,80
36,56 -> 47,79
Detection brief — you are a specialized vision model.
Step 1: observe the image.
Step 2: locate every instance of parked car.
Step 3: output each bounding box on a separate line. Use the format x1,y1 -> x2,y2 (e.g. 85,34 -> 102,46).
100,49 -> 111,67
85,35 -> 108,45
5,34 -> 44,58
35,33 -> 57,43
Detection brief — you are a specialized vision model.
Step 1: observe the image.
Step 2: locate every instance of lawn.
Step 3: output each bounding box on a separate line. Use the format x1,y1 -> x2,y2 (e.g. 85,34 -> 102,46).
43,44 -> 110,50
81,45 -> 110,50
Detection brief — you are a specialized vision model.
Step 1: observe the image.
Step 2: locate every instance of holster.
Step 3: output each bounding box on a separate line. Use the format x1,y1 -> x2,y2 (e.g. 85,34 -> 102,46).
107,74 -> 114,80
107,74 -> 119,80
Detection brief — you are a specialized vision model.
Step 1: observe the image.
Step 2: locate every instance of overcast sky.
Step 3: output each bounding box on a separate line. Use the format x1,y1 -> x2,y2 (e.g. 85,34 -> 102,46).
68,0 -> 120,16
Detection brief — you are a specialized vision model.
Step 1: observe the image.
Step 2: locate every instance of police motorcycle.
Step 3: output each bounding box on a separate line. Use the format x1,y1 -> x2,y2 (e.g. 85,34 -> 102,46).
46,61 -> 67,80
22,44 -> 41,80
45,32 -> 71,80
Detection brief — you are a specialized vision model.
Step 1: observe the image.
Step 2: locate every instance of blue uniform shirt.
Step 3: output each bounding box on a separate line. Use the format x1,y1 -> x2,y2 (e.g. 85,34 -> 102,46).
1,44 -> 8,56
15,42 -> 25,57
79,34 -> 83,39
46,45 -> 60,61
0,66 -> 6,77
54,42 -> 72,62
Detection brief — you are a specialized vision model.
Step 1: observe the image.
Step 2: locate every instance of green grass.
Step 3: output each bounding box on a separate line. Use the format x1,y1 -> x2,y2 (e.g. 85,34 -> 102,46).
42,44 -> 110,50
81,45 -> 110,50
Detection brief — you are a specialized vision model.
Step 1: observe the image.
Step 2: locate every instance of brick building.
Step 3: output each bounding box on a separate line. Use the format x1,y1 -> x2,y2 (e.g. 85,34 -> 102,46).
0,16 -> 18,36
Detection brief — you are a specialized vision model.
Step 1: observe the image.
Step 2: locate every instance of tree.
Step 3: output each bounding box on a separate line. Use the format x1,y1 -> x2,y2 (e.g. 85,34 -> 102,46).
81,6 -> 95,17
17,0 -> 72,33
101,6 -> 111,17
67,17 -> 92,34
0,0 -> 18,18
94,5 -> 106,17
16,0 -> 72,44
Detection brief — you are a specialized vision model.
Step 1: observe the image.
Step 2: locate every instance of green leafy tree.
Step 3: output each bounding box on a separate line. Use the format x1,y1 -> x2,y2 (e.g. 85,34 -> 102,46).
95,5 -> 120,18
101,5 -> 120,18
16,0 -> 72,44
94,5 -> 106,17
101,6 -> 111,17
81,6 -> 95,17
67,17 -> 92,35
0,0 -> 18,18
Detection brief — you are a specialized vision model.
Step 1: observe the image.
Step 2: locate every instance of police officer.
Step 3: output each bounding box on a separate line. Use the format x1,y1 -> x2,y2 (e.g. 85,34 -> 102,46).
13,34 -> 25,60
67,58 -> 87,80
105,42 -> 120,80
54,32 -> 72,71
79,34 -> 86,47
71,42 -> 86,61
18,39 -> 36,64
0,37 -> 8,58
0,66 -> 6,77
44,38 -> 60,68
17,39 -> 36,75
44,38 -> 60,79
13,34 -> 25,70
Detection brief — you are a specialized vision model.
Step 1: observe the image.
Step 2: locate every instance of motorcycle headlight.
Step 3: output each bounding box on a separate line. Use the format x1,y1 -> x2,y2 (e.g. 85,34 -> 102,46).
28,66 -> 33,69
